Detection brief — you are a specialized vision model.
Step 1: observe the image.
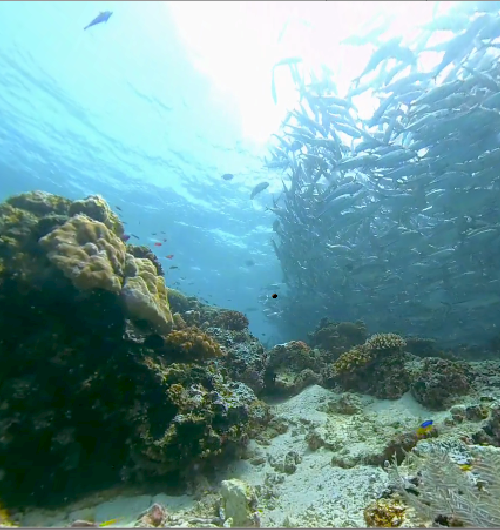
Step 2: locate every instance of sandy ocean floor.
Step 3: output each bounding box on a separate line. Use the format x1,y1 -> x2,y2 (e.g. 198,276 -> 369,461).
12,385 -> 468,527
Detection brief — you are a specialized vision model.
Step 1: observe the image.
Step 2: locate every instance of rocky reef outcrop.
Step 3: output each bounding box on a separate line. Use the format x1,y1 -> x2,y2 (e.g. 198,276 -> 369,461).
0,191 -> 258,508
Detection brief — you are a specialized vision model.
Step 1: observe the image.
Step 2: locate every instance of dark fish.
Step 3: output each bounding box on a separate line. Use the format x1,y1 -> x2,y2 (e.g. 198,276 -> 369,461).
272,294 -> 277,298
131,234 -> 140,239
169,266 -> 179,270
221,173 -> 234,181
245,259 -> 255,267
120,234 -> 131,242
116,206 -> 123,212
84,11 -> 112,30
250,181 -> 269,199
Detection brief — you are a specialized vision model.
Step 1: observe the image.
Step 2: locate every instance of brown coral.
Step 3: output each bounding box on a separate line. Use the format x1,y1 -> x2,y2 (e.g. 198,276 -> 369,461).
364,498 -> 405,527
164,327 -> 223,361
329,333 -> 410,399
411,358 -> 472,410
308,319 -> 368,357
210,309 -> 249,331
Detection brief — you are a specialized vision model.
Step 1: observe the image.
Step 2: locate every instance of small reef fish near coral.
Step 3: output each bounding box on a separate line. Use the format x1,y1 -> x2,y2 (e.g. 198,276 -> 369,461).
7,2 -> 500,528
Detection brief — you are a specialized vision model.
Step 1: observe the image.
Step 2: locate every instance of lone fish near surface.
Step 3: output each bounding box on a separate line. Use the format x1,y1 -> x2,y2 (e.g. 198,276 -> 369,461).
84,11 -> 113,30
250,181 -> 269,199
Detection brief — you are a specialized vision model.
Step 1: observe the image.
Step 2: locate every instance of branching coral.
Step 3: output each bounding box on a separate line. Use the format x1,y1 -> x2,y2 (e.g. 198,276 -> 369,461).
333,347 -> 373,374
364,333 -> 406,351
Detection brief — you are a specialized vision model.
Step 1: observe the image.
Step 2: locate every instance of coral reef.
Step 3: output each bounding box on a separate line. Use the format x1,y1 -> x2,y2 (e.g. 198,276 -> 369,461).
411,358 -> 472,410
264,341 -> 322,396
127,245 -> 164,277
363,498 -> 405,527
162,327 -> 224,361
308,319 -> 368,357
473,403 -> 500,445
0,191 -> 255,508
205,309 -> 249,332
40,214 -> 127,293
0,191 -> 172,334
328,334 -> 410,399
167,289 -> 193,314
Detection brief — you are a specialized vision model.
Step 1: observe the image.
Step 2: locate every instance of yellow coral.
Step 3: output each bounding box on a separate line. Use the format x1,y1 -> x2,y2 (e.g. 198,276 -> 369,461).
7,190 -> 71,217
333,347 -> 372,374
39,214 -> 126,293
172,313 -> 187,329
122,257 -> 173,334
164,327 -> 223,360
68,195 -> 124,237
364,499 -> 405,527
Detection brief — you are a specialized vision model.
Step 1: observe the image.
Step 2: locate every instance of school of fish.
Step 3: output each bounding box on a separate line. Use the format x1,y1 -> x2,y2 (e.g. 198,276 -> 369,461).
263,2 -> 500,347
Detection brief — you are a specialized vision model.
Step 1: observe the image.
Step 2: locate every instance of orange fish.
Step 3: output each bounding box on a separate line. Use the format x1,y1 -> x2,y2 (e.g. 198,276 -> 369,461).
154,242 -> 162,247
166,254 -> 174,259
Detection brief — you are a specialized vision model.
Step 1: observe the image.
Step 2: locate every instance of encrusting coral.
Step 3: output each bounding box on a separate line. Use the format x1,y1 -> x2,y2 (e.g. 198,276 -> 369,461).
163,327 -> 224,361
40,214 -> 126,293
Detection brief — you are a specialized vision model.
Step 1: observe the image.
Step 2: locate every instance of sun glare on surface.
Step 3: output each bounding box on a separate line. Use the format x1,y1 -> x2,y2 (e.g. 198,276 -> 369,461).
168,1 -> 450,143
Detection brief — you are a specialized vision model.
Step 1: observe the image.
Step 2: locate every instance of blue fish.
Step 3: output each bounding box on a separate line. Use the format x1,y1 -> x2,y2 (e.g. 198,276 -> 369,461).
84,11 -> 113,31
416,419 -> 433,437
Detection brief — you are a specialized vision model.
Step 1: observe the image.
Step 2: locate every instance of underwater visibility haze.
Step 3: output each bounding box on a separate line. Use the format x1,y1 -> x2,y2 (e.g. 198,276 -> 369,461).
5,0 -> 500,528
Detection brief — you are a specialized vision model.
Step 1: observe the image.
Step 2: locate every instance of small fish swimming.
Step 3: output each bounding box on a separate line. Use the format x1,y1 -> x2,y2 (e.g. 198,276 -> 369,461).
120,234 -> 131,242
98,518 -> 122,527
154,242 -> 162,247
131,234 -> 140,240
416,420 -> 433,437
169,266 -> 179,270
250,181 -> 269,200
84,11 -> 113,31
221,173 -> 234,181
166,254 -> 174,259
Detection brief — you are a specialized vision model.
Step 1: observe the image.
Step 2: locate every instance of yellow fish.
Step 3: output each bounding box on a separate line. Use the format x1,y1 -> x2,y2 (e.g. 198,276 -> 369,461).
99,519 -> 122,527
416,420 -> 433,438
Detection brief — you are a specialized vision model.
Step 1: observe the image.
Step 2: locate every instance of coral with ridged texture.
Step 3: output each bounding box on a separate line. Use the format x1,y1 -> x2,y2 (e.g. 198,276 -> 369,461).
164,327 -> 223,361
122,257 -> 173,334
39,214 -> 126,293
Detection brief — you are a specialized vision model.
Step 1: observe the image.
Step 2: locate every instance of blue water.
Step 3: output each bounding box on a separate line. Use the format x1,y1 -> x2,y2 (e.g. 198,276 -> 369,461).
0,1 -> 284,343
